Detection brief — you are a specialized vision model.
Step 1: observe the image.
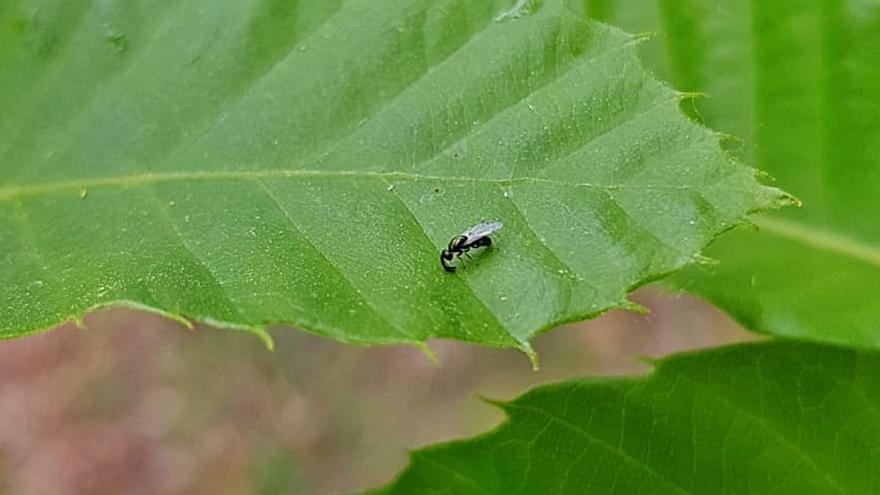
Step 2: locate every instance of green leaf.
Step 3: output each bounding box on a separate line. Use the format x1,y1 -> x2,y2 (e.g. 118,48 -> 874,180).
588,1 -> 880,348
370,341 -> 880,494
0,0 -> 784,350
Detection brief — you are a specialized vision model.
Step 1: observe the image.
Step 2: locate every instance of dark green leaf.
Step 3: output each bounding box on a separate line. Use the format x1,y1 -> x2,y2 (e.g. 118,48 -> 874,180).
372,341 -> 880,494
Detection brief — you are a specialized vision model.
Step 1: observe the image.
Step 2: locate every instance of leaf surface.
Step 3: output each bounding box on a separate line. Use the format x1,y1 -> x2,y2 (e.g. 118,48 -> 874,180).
371,341 -> 880,494
0,0 -> 784,349
589,0 -> 880,348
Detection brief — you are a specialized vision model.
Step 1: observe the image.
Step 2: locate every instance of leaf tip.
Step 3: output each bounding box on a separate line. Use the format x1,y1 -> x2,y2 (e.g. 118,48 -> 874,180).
692,253 -> 719,266
200,317 -> 275,350
621,299 -> 649,315
256,328 -> 275,351
518,341 -> 540,370
633,354 -> 661,367
626,31 -> 659,45
477,393 -> 509,410
413,342 -> 440,366
71,314 -> 87,331
168,312 -> 195,331
754,186 -> 801,213
777,191 -> 802,209
714,131 -> 745,148
675,90 -> 708,102
749,170 -> 801,210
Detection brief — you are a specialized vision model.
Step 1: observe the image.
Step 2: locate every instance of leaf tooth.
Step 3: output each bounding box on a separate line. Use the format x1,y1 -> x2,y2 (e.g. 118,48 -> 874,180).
620,299 -> 649,315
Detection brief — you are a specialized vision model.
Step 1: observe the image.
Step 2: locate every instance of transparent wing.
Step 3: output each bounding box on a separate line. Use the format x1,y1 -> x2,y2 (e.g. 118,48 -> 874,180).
461,220 -> 503,241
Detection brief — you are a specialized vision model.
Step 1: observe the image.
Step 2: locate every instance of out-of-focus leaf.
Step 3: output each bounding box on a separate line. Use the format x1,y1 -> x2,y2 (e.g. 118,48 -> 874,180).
589,0 -> 880,348
370,341 -> 880,494
0,0 -> 785,351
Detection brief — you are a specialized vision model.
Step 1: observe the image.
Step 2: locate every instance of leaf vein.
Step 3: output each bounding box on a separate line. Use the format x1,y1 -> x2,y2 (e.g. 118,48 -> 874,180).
304,7 -> 502,166
144,185 -> 247,322
504,401 -> 693,495
671,372 -> 847,494
412,36 -> 636,177
182,1 -> 353,154
255,178 -> 413,341
379,177 -> 515,346
0,169 -> 759,201
755,216 -> 880,268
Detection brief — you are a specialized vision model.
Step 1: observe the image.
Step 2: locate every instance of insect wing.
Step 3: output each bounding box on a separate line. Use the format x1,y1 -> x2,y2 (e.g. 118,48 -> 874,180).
461,220 -> 503,242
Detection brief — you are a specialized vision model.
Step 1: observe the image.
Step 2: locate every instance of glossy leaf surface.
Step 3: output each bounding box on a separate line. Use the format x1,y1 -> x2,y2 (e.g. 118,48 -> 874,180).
0,0 -> 784,349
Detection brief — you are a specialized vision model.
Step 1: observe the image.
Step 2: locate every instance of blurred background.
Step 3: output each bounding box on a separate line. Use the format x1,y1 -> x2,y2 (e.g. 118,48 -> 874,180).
0,288 -> 755,494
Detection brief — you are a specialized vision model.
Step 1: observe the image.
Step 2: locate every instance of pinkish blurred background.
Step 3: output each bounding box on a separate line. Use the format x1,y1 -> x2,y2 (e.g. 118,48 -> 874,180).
0,288 -> 755,494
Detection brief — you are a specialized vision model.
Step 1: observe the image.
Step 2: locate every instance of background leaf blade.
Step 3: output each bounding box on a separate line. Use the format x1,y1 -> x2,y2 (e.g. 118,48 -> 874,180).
372,341 -> 880,494
585,0 -> 880,348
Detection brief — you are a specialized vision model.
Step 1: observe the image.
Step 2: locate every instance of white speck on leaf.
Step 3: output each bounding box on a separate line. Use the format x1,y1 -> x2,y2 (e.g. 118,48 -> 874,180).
495,0 -> 532,21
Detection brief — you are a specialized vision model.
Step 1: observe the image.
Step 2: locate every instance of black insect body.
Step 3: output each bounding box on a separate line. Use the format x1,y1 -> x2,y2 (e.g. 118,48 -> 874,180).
440,220 -> 503,273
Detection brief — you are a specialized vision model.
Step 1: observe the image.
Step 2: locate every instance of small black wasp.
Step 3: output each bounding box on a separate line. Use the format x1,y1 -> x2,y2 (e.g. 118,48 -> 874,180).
440,220 -> 503,273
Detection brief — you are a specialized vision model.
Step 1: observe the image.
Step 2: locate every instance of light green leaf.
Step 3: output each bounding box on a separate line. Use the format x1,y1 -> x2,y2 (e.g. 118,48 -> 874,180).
370,341 -> 880,494
0,0 -> 784,350
589,1 -> 880,348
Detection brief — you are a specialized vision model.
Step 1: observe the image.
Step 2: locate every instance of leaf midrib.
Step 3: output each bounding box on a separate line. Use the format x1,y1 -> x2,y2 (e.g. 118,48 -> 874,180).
0,168 -> 758,201
755,215 -> 880,268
